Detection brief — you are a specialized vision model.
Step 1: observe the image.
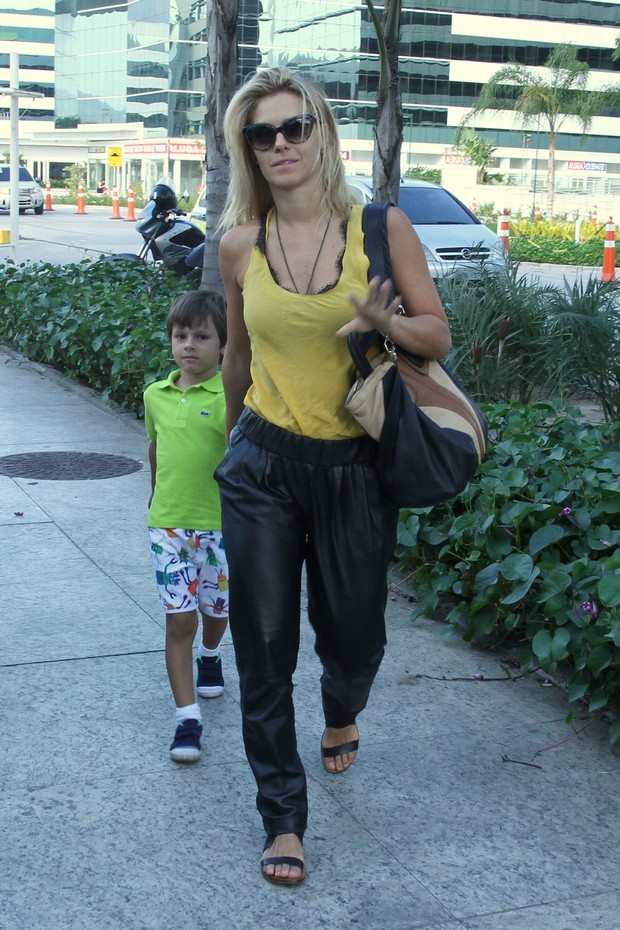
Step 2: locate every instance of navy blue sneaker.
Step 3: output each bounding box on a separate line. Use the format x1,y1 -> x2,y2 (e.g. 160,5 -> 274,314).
170,718 -> 202,763
196,654 -> 224,698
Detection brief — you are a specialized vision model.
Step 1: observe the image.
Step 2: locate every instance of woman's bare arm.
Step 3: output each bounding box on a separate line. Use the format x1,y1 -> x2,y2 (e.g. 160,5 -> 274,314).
337,206 -> 452,359
219,226 -> 254,437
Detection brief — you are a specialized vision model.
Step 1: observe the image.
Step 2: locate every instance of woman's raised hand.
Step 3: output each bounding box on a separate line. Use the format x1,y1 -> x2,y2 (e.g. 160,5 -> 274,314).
336,276 -> 403,338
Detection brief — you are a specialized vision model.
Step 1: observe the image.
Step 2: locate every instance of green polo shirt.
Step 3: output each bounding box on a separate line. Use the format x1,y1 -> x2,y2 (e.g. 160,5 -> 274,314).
144,370 -> 226,530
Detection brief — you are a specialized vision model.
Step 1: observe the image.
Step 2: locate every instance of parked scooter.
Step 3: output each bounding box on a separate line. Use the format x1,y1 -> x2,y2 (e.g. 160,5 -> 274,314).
113,181 -> 204,278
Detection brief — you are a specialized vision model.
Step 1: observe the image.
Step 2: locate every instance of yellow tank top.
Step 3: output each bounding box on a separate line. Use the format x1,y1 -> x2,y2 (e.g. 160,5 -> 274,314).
243,204 -> 370,439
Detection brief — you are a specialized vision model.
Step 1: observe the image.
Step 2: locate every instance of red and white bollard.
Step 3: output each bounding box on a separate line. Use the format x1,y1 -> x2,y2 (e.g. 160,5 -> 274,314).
125,186 -> 136,222
601,217 -> 616,283
110,184 -> 122,219
498,208 -> 510,253
76,179 -> 86,214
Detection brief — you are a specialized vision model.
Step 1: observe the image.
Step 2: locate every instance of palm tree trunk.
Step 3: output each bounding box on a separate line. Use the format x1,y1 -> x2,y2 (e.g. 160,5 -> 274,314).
200,0 -> 238,292
546,132 -> 557,218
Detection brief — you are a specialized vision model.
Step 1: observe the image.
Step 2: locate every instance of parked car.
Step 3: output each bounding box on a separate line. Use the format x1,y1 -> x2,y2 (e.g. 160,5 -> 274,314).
0,166 -> 44,215
346,176 -> 507,281
189,187 -> 207,232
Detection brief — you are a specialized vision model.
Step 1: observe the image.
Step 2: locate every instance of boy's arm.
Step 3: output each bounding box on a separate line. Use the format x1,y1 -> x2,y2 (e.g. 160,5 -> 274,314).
148,439 -> 157,506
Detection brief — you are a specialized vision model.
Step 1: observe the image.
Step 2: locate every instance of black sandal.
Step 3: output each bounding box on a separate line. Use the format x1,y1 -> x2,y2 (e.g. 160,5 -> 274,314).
321,728 -> 359,774
260,834 -> 306,886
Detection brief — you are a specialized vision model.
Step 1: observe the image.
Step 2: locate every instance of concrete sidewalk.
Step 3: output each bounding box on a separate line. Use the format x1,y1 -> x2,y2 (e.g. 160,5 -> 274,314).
1,346 -> 619,930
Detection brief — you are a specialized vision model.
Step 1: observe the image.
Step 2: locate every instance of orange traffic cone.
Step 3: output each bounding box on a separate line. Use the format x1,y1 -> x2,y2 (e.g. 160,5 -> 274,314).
591,205 -> 598,224
110,184 -> 122,219
471,197 -> 478,214
76,179 -> 86,214
44,181 -> 53,212
498,208 -> 510,253
534,204 -> 541,221
601,217 -> 616,282
125,186 -> 136,222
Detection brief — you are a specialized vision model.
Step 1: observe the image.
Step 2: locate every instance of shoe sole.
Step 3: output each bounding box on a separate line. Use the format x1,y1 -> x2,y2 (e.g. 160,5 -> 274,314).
170,748 -> 201,763
197,685 -> 224,698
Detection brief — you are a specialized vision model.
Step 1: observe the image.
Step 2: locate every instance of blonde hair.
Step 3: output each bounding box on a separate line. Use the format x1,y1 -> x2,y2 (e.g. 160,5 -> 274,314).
219,66 -> 352,231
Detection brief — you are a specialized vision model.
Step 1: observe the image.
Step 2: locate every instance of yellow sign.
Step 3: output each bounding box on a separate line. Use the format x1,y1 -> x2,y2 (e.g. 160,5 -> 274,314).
108,146 -> 122,167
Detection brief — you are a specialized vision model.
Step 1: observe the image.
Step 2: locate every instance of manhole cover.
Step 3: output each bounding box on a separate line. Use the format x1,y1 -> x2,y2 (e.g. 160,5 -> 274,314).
0,452 -> 143,481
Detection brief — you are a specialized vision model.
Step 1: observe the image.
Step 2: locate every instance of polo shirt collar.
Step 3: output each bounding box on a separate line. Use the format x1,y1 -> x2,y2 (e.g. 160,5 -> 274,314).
152,370 -> 223,394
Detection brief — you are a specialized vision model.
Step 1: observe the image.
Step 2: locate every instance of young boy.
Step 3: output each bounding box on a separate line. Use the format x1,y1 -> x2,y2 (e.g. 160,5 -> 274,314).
144,290 -> 228,763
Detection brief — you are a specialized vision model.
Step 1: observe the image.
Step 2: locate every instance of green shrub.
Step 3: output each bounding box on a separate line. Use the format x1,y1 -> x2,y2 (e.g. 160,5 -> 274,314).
396,402 -> 620,744
511,218 -> 604,243
403,165 -> 441,184
437,265 -> 620,420
438,265 -> 557,405
510,236 -> 604,265
544,277 -> 620,422
0,258 -> 192,415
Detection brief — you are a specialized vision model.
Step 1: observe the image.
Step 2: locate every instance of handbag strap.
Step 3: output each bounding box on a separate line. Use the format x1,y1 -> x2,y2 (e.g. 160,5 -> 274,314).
361,201 -> 394,291
348,201 -> 428,378
347,202 -> 395,377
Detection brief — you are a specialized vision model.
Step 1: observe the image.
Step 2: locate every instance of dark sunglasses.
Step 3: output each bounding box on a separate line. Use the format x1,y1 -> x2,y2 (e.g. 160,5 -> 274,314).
243,114 -> 315,151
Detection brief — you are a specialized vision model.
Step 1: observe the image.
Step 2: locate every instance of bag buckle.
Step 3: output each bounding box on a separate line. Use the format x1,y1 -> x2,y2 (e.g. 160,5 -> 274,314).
382,334 -> 398,362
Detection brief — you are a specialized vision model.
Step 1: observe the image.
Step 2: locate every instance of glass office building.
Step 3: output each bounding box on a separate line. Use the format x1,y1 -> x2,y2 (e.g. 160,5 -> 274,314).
239,0 -> 620,181
0,0 -> 55,120
1,1 -> 619,189
54,0 -> 174,129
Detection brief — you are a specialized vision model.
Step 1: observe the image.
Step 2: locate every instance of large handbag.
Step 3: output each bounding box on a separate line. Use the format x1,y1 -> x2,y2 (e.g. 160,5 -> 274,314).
344,202 -> 488,508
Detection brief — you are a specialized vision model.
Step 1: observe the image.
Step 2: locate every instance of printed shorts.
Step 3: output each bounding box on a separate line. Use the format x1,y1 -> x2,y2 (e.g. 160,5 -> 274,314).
148,528 -> 229,617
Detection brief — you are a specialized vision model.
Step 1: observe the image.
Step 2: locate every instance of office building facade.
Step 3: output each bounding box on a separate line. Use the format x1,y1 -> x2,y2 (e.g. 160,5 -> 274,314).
1,1 -> 619,200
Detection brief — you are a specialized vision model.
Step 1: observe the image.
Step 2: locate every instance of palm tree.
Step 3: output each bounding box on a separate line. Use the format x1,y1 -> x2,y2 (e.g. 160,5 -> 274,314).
455,130 -> 497,184
200,0 -> 238,292
458,44 -> 619,216
365,0 -> 403,203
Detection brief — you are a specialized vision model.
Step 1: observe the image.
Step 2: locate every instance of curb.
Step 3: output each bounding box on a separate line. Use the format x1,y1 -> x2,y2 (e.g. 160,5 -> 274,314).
0,343 -> 146,437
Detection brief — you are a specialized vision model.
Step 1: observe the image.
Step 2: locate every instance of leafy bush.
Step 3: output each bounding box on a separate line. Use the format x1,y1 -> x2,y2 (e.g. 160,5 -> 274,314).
544,277 -> 620,422
510,236 -> 604,265
439,266 -> 557,405
473,201 -> 497,224
396,402 -> 620,744
510,218 -> 604,242
437,265 -> 620,421
0,258 -> 192,415
403,165 -> 441,184
52,191 -> 148,208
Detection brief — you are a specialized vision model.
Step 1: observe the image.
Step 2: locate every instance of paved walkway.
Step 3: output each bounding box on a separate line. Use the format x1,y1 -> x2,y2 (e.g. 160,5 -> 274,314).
1,346 -> 619,930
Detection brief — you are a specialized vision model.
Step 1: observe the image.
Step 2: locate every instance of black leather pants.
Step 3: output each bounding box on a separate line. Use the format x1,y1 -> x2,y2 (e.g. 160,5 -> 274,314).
215,408 -> 399,838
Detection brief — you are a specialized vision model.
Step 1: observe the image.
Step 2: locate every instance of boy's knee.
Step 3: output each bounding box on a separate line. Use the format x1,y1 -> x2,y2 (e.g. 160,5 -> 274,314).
166,610 -> 198,640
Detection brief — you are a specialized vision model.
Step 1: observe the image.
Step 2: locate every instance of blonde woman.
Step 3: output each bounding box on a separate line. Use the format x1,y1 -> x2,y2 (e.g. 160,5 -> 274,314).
216,66 -> 451,885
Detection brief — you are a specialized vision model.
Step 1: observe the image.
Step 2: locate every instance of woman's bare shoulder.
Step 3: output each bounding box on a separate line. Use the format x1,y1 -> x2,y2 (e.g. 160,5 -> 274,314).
219,219 -> 261,288
220,220 -> 261,257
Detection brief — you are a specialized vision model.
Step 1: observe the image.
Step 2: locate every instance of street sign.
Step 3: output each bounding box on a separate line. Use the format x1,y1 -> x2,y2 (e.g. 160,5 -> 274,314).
108,146 -> 122,167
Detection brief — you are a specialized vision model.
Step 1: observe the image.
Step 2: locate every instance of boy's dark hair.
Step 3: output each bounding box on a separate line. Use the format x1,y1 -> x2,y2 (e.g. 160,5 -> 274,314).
166,290 -> 227,346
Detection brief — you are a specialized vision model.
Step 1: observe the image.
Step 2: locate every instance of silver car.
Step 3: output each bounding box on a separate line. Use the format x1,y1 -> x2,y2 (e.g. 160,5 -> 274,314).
0,166 -> 44,215
346,176 -> 506,280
